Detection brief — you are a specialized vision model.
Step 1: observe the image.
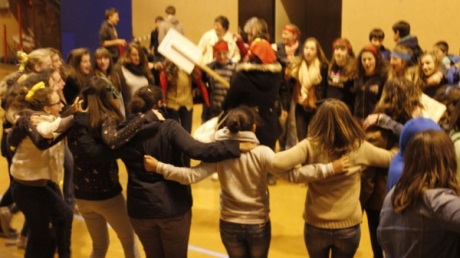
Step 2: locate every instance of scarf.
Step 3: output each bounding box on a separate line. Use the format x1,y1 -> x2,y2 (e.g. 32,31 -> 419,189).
124,63 -> 145,77
297,58 -> 322,103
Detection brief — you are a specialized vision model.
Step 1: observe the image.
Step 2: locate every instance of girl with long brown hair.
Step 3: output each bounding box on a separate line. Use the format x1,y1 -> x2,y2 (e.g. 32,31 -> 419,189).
272,99 -> 396,258
115,42 -> 155,115
289,37 -> 329,141
324,38 -> 357,111
378,130 -> 460,257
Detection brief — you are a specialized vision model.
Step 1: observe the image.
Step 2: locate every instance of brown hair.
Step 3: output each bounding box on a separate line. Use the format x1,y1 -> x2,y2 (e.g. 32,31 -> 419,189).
130,86 -> 163,114
373,78 -> 422,124
392,130 -> 460,213
120,43 -> 154,84
417,52 -> 443,84
105,8 -> 118,20
66,48 -> 92,89
356,45 -> 388,78
93,47 -> 121,91
290,37 -> 329,80
329,38 -> 357,80
388,45 -> 413,79
165,5 -> 176,15
435,86 -> 460,131
308,99 -> 365,157
6,70 -> 54,111
79,77 -> 124,138
224,106 -> 261,134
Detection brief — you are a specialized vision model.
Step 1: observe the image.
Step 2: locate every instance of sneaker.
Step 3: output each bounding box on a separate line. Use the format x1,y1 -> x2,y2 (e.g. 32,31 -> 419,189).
0,207 -> 13,237
16,235 -> 27,249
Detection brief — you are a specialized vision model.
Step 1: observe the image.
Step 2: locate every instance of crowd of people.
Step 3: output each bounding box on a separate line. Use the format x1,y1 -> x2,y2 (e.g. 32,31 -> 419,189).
1,4 -> 460,258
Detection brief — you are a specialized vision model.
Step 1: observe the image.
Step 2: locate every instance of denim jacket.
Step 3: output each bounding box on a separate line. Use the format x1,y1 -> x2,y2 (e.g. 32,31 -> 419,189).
378,188 -> 460,258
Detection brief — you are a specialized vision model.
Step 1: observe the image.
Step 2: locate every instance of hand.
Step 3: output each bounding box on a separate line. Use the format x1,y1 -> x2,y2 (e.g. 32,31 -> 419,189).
144,155 -> 159,172
239,142 -> 257,153
279,110 -> 288,123
369,84 -> 379,94
71,97 -> 87,113
332,156 -> 349,174
362,114 -> 380,130
152,109 -> 165,121
118,39 -> 127,46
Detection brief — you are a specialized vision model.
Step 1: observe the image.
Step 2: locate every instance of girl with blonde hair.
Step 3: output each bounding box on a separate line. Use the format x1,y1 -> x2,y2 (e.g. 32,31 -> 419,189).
416,52 -> 447,98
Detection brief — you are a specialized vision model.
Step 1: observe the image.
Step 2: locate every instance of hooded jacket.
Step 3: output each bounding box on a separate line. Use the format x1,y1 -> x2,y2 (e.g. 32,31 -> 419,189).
121,119 -> 240,219
398,34 -> 423,64
386,117 -> 442,192
378,188 -> 460,258
222,62 -> 282,149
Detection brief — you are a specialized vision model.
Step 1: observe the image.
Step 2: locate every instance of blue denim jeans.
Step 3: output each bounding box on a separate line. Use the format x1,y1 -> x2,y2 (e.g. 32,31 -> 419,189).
219,220 -> 271,258
304,223 -> 360,258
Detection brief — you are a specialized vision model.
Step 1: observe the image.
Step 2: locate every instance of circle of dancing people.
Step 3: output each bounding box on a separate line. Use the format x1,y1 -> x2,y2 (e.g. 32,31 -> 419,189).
2,6 -> 460,258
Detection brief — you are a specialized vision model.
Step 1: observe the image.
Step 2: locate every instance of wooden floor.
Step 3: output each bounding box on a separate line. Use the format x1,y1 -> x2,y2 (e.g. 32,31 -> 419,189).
0,63 -> 373,257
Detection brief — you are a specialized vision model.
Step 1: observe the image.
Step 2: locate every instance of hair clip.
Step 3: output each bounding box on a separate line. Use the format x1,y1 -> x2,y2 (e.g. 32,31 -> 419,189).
25,81 -> 45,101
17,51 -> 29,71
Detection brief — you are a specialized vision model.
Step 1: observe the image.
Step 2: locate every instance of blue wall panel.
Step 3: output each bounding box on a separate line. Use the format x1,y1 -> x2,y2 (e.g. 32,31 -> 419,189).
60,0 -> 132,59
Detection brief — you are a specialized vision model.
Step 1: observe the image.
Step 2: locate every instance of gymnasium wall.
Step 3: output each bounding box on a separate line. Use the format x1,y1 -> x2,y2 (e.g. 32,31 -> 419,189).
132,0 -> 460,57
342,0 -> 460,55
132,1 -> 238,47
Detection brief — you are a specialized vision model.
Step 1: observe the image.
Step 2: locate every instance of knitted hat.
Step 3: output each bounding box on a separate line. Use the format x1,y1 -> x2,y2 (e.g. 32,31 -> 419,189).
213,40 -> 229,52
249,38 -> 277,64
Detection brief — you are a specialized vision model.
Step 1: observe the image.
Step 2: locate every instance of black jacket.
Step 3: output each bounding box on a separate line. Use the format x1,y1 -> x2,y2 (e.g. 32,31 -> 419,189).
222,62 -> 283,150
121,119 -> 240,219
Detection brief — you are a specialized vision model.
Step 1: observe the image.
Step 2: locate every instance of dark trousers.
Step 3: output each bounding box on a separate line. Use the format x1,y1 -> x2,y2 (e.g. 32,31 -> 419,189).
12,180 -> 73,258
304,224 -> 360,258
295,104 -> 315,141
166,107 -> 193,166
365,209 -> 384,258
63,145 -> 75,209
130,209 -> 191,258
220,220 -> 271,258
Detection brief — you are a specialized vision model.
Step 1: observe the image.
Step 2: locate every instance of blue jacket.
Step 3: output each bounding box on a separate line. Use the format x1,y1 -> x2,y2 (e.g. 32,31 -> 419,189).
386,117 -> 442,192
378,188 -> 460,258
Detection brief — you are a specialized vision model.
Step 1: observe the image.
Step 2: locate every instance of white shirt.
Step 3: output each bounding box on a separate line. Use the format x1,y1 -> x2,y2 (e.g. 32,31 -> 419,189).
198,29 -> 240,65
